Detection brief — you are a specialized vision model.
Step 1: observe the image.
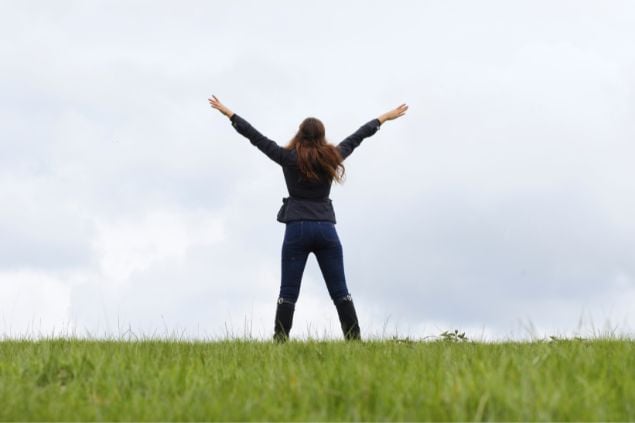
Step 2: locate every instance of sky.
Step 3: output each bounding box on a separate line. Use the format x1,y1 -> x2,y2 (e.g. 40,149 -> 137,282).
1,0 -> 634,340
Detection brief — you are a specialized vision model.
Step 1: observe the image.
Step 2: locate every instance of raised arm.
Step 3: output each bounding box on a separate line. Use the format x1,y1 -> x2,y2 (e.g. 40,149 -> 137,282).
337,103 -> 408,159
337,119 -> 382,159
208,95 -> 287,165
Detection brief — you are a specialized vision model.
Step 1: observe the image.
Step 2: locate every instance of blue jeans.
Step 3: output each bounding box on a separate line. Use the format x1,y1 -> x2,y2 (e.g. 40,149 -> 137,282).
279,221 -> 350,304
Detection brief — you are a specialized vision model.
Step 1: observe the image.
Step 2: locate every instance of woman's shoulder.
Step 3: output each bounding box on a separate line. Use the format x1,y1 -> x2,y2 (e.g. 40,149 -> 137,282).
281,148 -> 298,167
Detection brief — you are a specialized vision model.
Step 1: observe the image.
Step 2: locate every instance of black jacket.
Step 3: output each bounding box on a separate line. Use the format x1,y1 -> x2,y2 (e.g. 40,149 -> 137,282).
229,114 -> 381,223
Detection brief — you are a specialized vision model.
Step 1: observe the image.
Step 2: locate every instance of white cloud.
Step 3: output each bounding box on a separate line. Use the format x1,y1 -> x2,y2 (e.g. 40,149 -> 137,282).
92,208 -> 224,285
0,270 -> 72,337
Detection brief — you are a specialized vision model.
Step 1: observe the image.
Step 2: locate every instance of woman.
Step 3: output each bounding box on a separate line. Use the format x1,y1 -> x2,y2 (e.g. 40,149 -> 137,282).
209,95 -> 408,341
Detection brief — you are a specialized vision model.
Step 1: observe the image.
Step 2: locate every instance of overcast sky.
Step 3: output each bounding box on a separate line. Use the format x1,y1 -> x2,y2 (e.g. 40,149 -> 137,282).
1,1 -> 634,340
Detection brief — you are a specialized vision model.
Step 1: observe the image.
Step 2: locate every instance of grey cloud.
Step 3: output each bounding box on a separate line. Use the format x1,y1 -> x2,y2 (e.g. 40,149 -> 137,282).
1,0 -> 634,338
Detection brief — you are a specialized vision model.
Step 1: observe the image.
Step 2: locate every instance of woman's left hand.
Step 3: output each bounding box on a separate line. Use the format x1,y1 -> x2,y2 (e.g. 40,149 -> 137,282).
208,95 -> 234,119
378,103 -> 408,124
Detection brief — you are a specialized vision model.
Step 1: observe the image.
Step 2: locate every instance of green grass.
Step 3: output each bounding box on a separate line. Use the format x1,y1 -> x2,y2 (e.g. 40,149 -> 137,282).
0,338 -> 633,421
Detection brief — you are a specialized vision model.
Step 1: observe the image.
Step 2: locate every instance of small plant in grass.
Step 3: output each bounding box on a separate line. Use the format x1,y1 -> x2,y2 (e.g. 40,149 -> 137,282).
390,335 -> 415,344
440,329 -> 468,342
550,335 -> 588,343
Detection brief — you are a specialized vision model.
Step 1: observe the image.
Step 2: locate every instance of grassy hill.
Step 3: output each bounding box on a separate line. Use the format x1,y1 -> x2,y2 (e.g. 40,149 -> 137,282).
0,338 -> 633,421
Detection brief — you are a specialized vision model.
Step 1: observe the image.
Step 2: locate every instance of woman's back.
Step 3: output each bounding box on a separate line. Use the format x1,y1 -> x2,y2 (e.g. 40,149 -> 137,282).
282,156 -> 332,200
227,112 -> 382,222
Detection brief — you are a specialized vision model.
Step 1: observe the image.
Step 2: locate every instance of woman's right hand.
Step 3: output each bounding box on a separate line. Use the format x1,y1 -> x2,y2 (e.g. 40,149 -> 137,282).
208,95 -> 235,119
378,103 -> 408,124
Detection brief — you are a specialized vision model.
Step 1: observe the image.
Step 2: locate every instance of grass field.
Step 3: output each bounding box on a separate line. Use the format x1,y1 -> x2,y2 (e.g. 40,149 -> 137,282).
0,338 -> 633,421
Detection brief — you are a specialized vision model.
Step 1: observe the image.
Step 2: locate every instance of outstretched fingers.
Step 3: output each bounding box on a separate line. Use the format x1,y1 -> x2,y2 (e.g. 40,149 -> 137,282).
208,94 -> 234,118
392,103 -> 409,119
208,95 -> 222,110
399,104 -> 409,116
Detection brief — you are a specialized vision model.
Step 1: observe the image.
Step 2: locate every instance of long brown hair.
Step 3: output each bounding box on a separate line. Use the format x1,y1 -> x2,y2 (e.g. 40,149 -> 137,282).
286,117 -> 344,183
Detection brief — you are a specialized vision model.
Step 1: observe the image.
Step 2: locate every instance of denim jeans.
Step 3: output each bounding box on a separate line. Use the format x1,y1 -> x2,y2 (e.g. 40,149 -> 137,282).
279,221 -> 350,303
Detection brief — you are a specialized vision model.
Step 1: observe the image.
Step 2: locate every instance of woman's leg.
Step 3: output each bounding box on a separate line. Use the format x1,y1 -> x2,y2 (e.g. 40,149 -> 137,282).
314,223 -> 361,340
314,223 -> 349,300
275,222 -> 309,341
279,223 -> 310,303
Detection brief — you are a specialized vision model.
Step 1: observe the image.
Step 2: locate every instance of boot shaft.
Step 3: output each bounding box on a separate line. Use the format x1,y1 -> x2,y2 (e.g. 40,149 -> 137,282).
335,295 -> 361,341
273,298 -> 295,342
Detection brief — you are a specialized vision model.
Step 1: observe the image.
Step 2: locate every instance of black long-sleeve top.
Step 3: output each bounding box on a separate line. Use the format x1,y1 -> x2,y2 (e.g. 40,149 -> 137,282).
229,114 -> 381,223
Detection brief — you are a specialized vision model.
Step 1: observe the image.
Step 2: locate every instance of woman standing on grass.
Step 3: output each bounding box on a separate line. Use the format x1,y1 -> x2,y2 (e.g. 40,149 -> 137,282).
209,96 -> 408,341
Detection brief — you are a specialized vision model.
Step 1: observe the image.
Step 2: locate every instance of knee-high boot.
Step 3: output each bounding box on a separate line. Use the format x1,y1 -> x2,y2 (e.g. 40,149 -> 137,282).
335,295 -> 361,340
273,298 -> 295,342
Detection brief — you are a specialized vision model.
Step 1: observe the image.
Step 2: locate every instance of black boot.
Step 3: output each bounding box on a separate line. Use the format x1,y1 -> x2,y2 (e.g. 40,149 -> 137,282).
273,298 -> 295,343
335,295 -> 361,341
